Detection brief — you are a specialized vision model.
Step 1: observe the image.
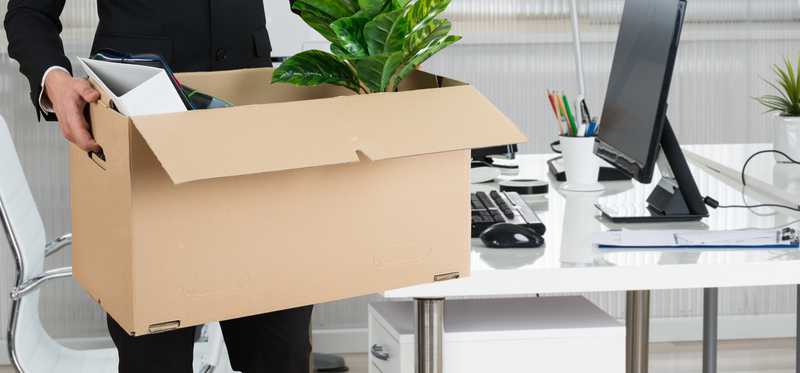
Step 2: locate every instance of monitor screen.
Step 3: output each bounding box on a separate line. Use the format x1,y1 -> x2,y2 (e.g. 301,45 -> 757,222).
595,0 -> 686,183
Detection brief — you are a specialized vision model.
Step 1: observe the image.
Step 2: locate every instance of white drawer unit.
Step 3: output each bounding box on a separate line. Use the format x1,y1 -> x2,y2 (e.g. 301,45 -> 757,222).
368,296 -> 624,373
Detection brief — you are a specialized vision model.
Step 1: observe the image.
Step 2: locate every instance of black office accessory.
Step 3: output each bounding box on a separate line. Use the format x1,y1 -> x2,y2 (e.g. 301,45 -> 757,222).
181,86 -> 233,110
547,156 -> 631,182
472,145 -> 518,164
480,223 -> 545,249
593,0 -> 708,223
471,191 -> 545,238
499,180 -> 549,195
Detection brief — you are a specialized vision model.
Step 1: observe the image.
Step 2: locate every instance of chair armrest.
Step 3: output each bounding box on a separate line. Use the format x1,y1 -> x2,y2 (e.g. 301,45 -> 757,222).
10,267 -> 72,300
45,233 -> 72,257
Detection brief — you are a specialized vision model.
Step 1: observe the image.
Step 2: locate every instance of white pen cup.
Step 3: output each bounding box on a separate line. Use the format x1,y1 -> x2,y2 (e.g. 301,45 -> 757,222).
559,135 -> 604,192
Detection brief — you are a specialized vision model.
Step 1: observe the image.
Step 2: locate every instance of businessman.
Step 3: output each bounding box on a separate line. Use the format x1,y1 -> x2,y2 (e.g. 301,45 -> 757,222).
4,1 -> 313,372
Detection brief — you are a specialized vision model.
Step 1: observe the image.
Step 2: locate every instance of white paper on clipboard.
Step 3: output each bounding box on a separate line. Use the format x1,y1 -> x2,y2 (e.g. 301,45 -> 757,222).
593,228 -> 799,249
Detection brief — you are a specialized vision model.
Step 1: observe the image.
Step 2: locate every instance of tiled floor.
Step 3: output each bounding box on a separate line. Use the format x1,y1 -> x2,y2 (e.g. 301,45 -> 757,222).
0,339 -> 795,372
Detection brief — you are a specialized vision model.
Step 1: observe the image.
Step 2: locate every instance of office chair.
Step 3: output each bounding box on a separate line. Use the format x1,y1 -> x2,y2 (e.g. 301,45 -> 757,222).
0,115 -> 227,373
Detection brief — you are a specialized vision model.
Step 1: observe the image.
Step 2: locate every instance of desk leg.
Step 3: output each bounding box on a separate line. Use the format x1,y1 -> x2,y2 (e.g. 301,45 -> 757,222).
627,290 -> 650,373
796,285 -> 799,373
703,288 -> 719,373
414,298 -> 444,373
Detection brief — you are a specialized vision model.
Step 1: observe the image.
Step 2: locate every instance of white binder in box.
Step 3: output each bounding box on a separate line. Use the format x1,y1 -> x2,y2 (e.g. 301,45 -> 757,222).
77,58 -> 187,117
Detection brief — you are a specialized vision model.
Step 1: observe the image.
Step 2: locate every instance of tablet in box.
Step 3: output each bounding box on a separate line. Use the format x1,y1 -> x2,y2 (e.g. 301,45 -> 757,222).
71,68 -> 526,336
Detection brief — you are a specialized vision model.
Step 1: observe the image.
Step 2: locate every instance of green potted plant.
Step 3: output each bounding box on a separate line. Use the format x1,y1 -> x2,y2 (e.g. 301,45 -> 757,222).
755,55 -> 800,163
271,0 -> 461,94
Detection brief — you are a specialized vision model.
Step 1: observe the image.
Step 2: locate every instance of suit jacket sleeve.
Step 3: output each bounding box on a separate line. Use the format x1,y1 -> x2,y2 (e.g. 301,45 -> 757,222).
4,0 -> 71,121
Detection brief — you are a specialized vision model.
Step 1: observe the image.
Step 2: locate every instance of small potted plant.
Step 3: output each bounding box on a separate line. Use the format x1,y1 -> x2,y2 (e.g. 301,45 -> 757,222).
272,0 -> 461,94
755,55 -> 800,163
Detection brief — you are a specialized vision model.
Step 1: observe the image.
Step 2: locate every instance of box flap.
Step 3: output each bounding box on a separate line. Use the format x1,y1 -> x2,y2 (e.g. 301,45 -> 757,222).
131,85 -> 527,184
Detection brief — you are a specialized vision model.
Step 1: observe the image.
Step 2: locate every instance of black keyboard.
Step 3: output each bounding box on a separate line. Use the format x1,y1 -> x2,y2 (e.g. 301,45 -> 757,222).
471,191 -> 546,238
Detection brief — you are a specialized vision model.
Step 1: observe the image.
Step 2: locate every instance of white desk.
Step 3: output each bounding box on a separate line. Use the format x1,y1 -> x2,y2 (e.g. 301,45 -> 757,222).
383,149 -> 800,373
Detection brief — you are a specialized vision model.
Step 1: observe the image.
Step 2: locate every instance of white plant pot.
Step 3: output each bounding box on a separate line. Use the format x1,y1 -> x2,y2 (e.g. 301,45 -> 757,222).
774,115 -> 800,163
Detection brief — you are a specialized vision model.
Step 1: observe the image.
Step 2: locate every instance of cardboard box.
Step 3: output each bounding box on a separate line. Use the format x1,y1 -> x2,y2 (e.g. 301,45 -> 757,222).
71,67 -> 526,336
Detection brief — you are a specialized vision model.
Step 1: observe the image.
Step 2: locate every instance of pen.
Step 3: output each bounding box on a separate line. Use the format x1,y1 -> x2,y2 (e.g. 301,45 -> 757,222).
561,93 -> 577,136
586,121 -> 595,137
580,99 -> 591,125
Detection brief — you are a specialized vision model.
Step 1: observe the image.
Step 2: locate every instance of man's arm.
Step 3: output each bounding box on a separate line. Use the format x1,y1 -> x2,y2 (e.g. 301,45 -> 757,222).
4,0 -> 101,151
4,0 -> 72,121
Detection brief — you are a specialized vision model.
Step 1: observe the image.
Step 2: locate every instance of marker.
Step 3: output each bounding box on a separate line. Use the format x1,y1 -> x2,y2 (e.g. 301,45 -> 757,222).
561,93 -> 577,136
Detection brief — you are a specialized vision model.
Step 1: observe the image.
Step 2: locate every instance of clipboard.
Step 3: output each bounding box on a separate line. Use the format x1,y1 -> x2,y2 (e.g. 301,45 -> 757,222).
593,227 -> 800,249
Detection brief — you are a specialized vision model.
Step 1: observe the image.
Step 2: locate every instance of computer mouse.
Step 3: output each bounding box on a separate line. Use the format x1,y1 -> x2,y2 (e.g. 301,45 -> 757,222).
479,223 -> 545,249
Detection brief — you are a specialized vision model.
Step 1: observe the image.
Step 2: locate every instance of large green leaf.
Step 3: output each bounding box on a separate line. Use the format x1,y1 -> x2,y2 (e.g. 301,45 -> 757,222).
404,18 -> 450,55
301,16 -> 339,43
292,2 -> 338,43
353,55 -> 390,92
363,9 -> 403,56
391,0 -> 411,10
404,0 -> 452,33
331,16 -> 370,57
293,0 -> 357,20
358,0 -> 388,18
340,0 -> 361,14
330,43 -> 350,57
387,34 -> 461,91
381,51 -> 405,91
272,50 -> 361,93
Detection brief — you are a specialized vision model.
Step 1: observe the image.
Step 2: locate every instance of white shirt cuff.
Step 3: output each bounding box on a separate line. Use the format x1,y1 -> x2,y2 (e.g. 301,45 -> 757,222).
39,66 -> 70,114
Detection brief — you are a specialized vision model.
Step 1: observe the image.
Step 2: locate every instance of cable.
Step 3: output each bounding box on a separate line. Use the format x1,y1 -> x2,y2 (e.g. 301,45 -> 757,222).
740,149 -> 800,186
703,149 -> 800,213
704,196 -> 800,213
550,141 -> 562,154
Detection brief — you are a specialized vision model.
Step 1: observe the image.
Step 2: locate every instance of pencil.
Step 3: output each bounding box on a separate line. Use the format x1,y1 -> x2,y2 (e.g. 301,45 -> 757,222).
555,93 -> 570,136
546,91 -> 564,135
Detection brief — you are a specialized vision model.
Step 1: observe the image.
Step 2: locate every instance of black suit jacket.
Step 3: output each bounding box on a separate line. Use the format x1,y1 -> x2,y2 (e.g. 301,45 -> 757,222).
4,0 -> 295,121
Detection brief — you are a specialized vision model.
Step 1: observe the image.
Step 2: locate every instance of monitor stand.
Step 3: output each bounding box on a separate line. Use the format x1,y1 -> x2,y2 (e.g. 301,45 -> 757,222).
596,118 -> 709,223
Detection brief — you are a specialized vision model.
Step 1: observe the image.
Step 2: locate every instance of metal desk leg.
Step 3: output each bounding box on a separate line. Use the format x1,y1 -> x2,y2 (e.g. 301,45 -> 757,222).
627,290 -> 650,373
415,298 -> 445,373
703,288 -> 719,373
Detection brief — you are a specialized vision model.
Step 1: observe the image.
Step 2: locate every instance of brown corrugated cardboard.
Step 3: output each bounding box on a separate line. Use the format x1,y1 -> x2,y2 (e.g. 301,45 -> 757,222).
71,67 -> 526,336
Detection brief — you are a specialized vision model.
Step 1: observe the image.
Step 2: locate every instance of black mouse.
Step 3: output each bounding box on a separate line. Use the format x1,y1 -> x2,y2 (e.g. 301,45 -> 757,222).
480,223 -> 545,249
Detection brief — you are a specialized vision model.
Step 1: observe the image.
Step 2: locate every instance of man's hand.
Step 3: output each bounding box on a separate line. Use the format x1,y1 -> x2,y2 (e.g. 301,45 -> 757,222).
44,69 -> 101,152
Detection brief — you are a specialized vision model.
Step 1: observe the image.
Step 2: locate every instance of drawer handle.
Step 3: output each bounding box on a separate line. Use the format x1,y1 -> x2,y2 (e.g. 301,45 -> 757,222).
371,344 -> 390,361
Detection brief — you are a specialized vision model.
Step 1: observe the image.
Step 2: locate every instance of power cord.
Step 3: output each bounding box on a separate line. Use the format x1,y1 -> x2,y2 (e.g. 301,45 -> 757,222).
740,149 -> 800,186
703,149 -> 800,213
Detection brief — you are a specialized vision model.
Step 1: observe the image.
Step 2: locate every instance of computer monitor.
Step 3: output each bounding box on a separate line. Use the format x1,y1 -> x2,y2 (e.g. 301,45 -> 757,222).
593,0 -> 709,222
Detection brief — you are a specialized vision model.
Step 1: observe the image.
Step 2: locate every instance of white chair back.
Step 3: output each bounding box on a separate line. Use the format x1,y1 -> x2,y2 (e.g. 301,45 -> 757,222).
0,115 -> 80,372
0,115 -> 47,282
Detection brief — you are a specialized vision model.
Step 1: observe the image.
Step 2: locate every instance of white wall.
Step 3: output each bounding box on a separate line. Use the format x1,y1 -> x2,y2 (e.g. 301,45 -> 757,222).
1,0 -> 800,361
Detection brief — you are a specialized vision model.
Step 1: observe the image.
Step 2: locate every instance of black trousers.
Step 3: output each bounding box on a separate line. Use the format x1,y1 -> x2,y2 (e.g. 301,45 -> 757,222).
108,305 -> 314,373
